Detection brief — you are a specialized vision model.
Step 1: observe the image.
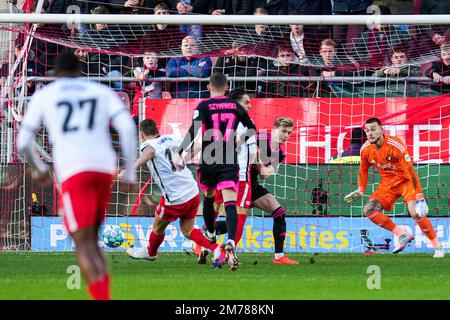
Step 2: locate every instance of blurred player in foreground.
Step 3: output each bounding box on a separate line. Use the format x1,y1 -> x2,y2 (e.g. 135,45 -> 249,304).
120,119 -> 224,264
17,53 -> 137,299
345,118 -> 444,257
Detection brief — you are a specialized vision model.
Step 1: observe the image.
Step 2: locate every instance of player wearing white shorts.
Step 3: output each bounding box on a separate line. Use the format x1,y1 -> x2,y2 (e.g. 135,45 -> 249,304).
17,53 -> 137,300
120,119 -> 225,265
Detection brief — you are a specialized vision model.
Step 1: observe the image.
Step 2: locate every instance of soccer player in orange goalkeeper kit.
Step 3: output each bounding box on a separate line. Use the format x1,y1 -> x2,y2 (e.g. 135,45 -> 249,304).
344,118 -> 445,257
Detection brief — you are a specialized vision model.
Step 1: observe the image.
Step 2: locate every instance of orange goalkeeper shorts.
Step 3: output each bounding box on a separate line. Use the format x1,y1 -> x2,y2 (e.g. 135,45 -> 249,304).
369,179 -> 417,212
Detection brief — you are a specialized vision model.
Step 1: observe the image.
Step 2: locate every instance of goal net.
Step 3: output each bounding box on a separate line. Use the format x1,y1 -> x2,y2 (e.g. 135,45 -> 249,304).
1,9 -> 449,254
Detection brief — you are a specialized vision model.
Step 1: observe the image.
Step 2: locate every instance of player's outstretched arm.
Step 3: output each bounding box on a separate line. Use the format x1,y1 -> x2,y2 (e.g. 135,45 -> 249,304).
345,149 -> 370,203
17,97 -> 50,184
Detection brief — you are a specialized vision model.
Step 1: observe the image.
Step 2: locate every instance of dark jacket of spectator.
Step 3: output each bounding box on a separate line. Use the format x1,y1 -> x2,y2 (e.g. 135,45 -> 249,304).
309,63 -> 360,97
372,64 -> 420,77
353,26 -> 410,67
407,25 -> 441,60
48,0 -> 87,13
214,55 -> 269,95
418,0 -> 450,44
251,0 -> 288,15
83,25 -> 130,49
425,59 -> 450,93
166,56 -> 212,98
208,0 -> 252,14
287,0 -> 331,15
420,0 -> 450,14
426,60 -> 450,78
265,60 -> 310,98
332,0 -> 372,14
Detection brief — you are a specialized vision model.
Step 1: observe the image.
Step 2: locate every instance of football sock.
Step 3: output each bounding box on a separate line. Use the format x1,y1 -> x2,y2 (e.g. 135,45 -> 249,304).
414,217 -> 439,248
275,253 -> 284,259
203,196 -> 216,234
147,231 -> 165,257
224,201 -> 238,242
214,208 -> 220,222
272,207 -> 286,254
88,274 -> 111,300
235,214 -> 247,245
214,220 -> 228,235
190,228 -> 218,251
366,211 -> 401,235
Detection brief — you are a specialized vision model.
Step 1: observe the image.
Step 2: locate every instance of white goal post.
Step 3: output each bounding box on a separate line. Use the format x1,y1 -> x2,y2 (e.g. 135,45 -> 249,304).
1,13 -> 450,26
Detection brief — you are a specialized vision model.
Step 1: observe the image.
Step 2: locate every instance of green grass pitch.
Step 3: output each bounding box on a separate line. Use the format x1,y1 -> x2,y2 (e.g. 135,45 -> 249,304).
1,252 -> 450,300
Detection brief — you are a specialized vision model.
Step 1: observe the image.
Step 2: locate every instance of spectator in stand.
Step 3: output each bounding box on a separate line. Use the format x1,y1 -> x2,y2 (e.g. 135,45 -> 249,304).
311,39 -> 357,77
243,7 -> 284,57
207,0 -> 252,14
426,42 -> 450,92
332,0 -> 373,51
169,1 -> 208,39
250,0 -> 288,15
265,45 -> 311,98
47,0 -> 96,35
352,6 -> 410,68
131,52 -> 167,119
0,44 -> 45,95
213,41 -> 269,97
406,25 -> 441,60
143,2 -> 187,57
83,6 -> 130,90
27,0 -> 60,73
254,7 -> 269,38
310,39 -> 359,97
417,0 -> 450,46
154,2 -> 170,31
166,36 -> 212,98
372,45 -> 420,78
73,48 -> 91,75
281,10 -> 324,63
83,6 -> 129,48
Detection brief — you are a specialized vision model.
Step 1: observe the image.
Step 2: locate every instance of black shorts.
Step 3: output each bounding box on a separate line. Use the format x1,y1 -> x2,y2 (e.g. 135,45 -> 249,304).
197,164 -> 239,192
251,181 -> 270,202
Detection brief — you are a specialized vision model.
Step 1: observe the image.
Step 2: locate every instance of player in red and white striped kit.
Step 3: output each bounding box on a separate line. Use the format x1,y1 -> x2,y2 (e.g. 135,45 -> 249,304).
17,53 -> 137,300
119,119 -> 225,265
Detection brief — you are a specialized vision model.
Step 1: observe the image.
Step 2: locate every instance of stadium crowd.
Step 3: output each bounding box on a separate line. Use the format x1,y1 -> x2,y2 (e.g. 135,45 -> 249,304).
2,0 -> 450,108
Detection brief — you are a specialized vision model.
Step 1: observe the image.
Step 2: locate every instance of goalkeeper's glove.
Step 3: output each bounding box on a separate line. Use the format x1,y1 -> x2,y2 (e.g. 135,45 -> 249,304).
344,189 -> 364,203
415,193 -> 429,217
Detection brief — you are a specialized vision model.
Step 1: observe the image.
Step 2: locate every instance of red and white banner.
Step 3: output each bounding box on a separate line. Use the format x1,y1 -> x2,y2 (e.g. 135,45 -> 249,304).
145,97 -> 450,164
